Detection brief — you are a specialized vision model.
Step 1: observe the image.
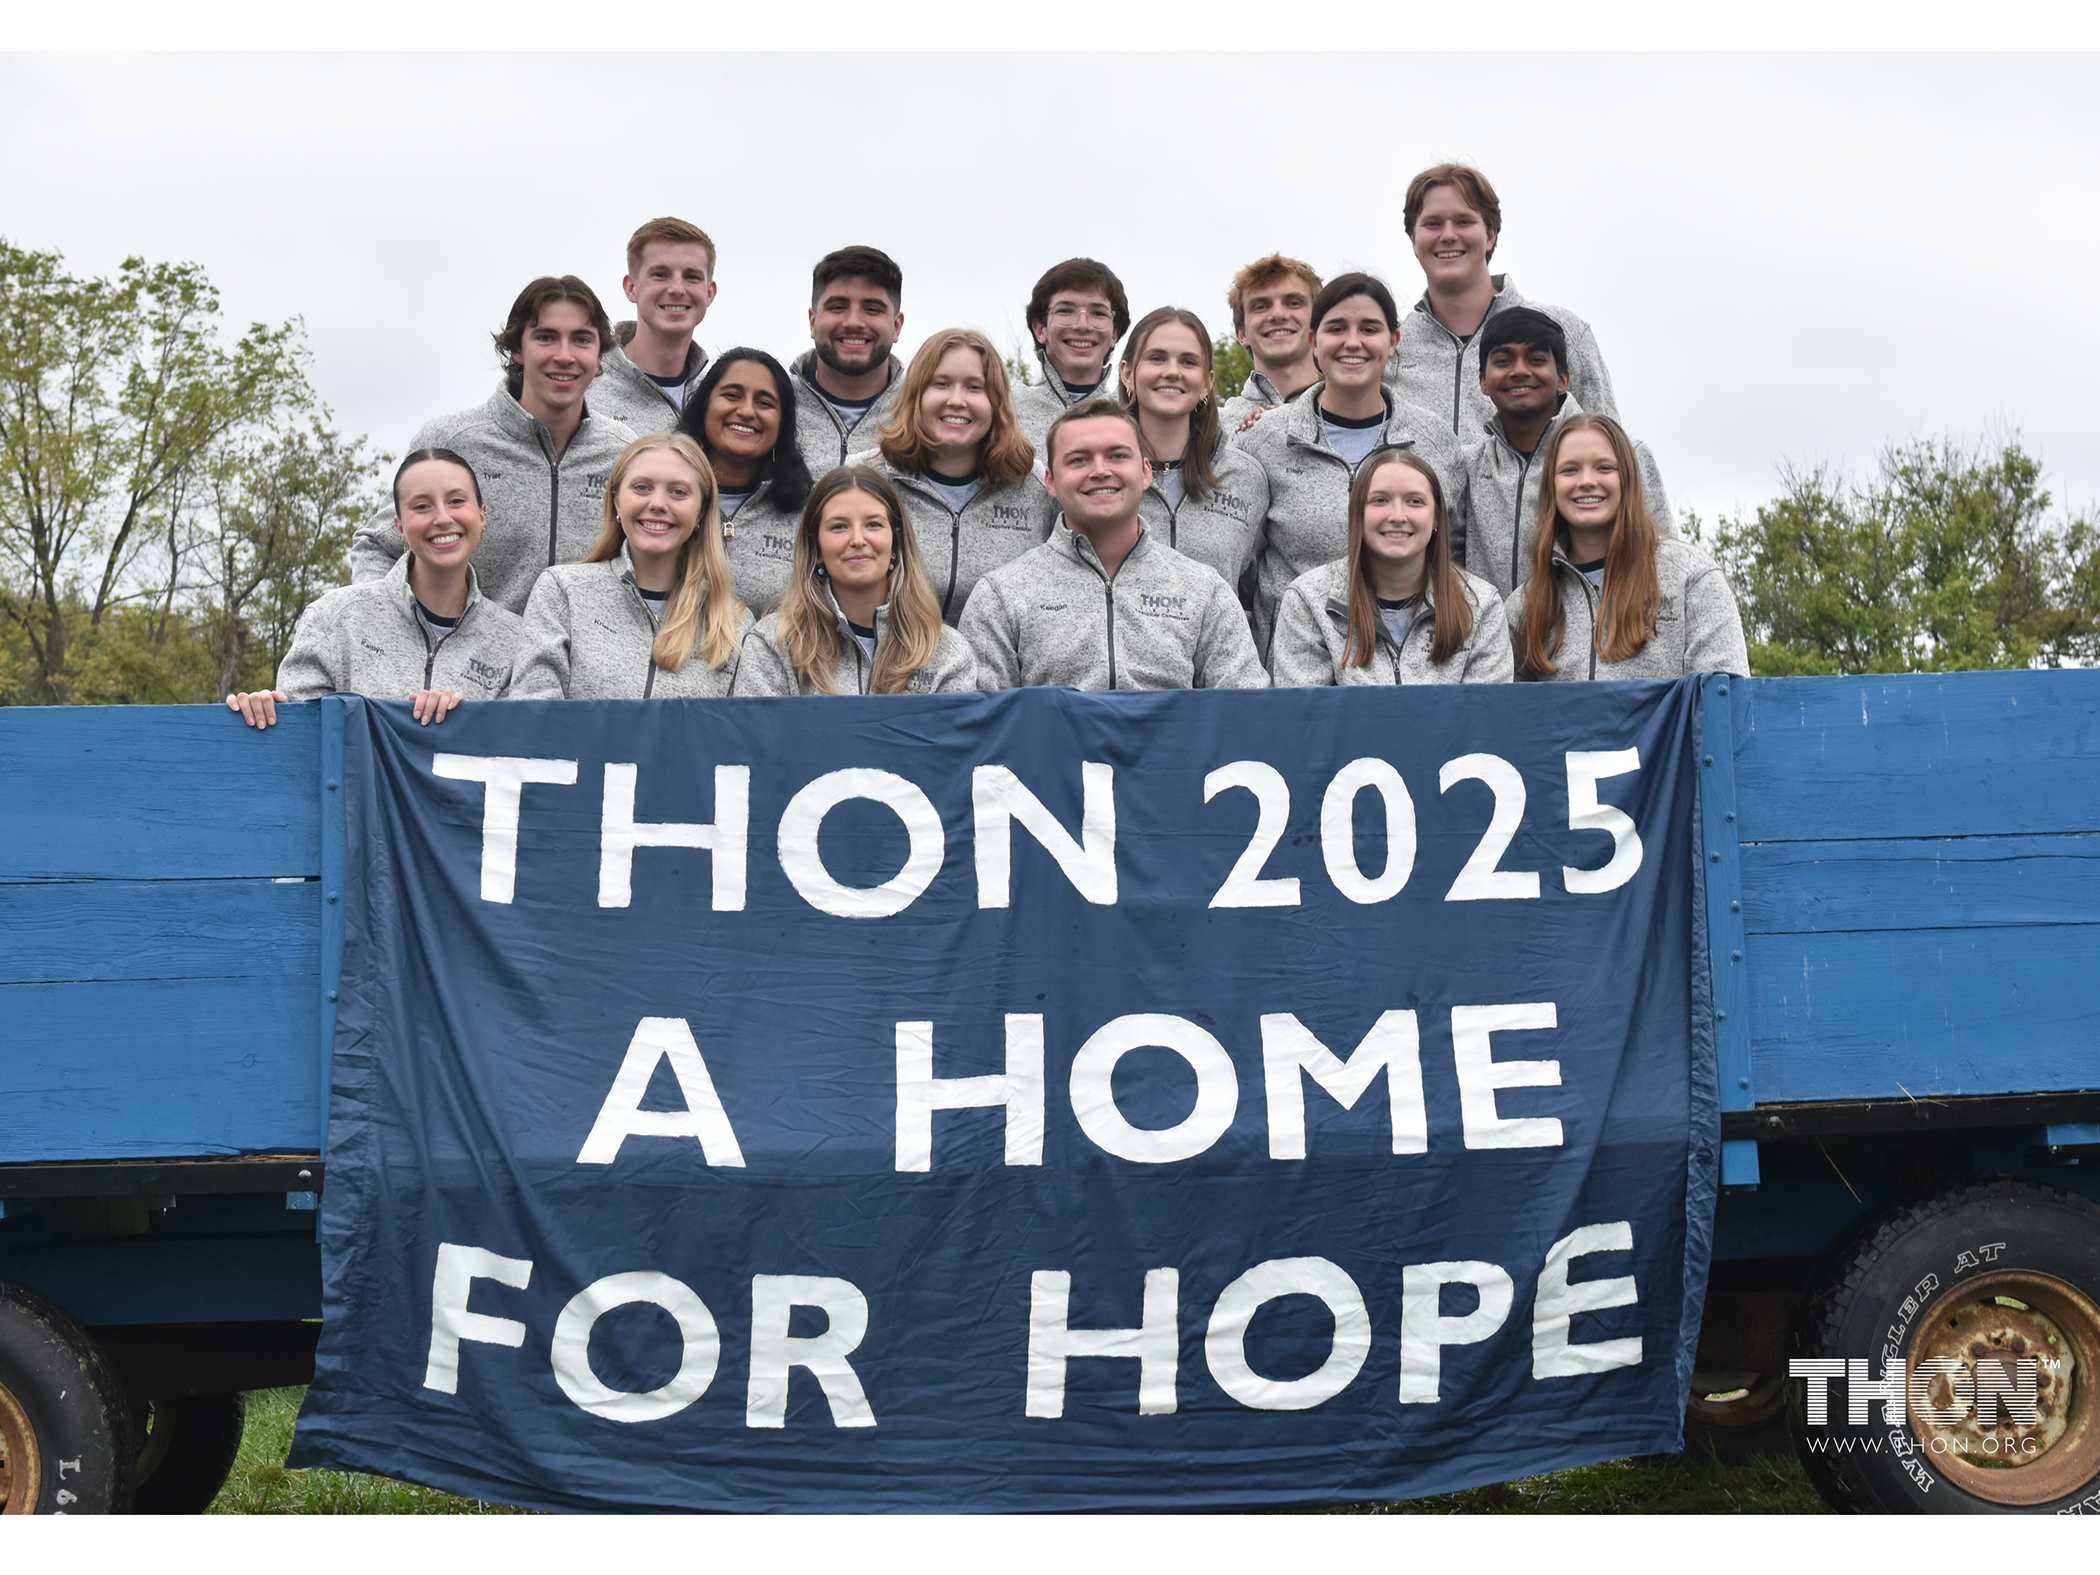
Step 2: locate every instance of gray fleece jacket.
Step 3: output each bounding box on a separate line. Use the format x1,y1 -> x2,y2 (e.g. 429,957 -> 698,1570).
1504,532 -> 1750,682
1455,396 -> 1675,598
719,480 -> 807,617
589,335 -> 709,435
276,554 -> 523,702
1236,381 -> 1463,654
1218,368 -> 1296,437
844,451 -> 1058,625
732,596 -> 980,697
1387,277 -> 1617,441
959,523 -> 1268,692
1012,348 -> 1117,456
1267,559 -> 1512,688
348,388 -> 638,616
1135,437 -> 1270,589
790,351 -> 907,480
509,548 -> 753,699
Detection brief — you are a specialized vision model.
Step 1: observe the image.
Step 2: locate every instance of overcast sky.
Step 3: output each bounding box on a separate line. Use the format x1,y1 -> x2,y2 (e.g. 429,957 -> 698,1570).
3,51 -> 2096,526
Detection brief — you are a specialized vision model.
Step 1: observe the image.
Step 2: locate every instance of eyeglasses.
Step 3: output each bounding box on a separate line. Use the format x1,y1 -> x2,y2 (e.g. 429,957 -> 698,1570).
1048,304 -> 1116,325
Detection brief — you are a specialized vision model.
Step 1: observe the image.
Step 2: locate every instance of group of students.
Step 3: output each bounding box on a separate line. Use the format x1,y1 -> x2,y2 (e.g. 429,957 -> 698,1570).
227,162 -> 1750,729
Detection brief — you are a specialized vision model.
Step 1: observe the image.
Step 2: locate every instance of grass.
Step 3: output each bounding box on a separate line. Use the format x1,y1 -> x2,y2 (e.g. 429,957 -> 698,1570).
210,1388 -> 1829,1515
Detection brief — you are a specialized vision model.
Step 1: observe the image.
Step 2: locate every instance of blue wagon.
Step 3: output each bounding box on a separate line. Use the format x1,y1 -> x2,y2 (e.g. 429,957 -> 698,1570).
3,673 -> 2097,1514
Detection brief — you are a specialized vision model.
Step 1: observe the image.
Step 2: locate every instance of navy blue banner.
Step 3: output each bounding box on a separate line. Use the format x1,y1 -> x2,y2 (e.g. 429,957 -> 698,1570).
290,682 -> 1717,1512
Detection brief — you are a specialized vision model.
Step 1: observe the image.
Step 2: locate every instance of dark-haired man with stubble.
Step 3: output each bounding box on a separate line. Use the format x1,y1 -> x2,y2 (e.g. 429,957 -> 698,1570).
1012,258 -> 1130,454
791,245 -> 908,477
1390,163 -> 1618,441
1454,306 -> 1672,597
349,275 -> 637,613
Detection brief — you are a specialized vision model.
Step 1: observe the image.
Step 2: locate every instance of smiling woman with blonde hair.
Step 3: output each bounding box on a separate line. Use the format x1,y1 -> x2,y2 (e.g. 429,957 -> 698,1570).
510,430 -> 751,698
734,466 -> 978,696
845,328 -> 1056,623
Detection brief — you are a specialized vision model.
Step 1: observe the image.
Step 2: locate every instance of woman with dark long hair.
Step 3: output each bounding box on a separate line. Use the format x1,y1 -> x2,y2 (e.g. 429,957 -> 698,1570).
1116,306 -> 1268,591
847,328 -> 1056,623
1238,272 -> 1460,653
734,467 -> 977,696
676,347 -> 815,617
510,432 -> 750,698
1507,413 -> 1748,681
1269,449 -> 1509,686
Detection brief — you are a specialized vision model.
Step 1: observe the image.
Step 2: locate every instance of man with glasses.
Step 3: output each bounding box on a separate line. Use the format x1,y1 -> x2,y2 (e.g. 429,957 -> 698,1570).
1013,258 -> 1131,454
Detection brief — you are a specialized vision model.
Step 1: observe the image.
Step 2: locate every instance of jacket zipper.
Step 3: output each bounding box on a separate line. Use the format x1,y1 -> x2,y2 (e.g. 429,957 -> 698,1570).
1576,568 -> 1598,679
941,503 -> 962,618
853,640 -> 868,695
628,578 -> 661,698
537,427 -> 563,567
1510,448 -> 1533,588
1104,576 -> 1117,690
414,595 -> 475,688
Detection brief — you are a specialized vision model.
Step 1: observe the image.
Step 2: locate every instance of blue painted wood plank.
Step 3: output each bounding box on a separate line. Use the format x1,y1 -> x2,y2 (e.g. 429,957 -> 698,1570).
1740,834 -> 2100,935
0,704 -> 318,881
0,879 -> 319,984
0,977 -> 322,1162
1700,676 -> 1754,1108
318,698 -> 347,1155
0,1236 -> 321,1324
1744,924 -> 2100,1103
1734,671 -> 2100,844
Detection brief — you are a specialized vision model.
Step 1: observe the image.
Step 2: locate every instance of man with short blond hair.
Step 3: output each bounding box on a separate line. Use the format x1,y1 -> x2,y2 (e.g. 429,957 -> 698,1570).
1390,163 -> 1617,440
592,216 -> 718,433
1219,254 -> 1323,434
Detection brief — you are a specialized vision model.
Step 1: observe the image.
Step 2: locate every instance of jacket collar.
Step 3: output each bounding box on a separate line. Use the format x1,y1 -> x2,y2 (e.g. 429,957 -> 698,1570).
819,578 -> 893,647
483,384 -> 611,449
385,549 -> 485,623
606,338 -> 709,392
1485,391 -> 1583,459
1051,517 -> 1153,575
789,350 -> 906,411
1285,381 -> 1422,453
1035,345 -> 1117,406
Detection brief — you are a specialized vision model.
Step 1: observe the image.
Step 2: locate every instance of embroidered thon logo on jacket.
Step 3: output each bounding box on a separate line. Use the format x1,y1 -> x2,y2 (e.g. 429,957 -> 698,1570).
465,657 -> 504,689
987,504 -> 1032,530
760,531 -> 796,562
1139,593 -> 1190,619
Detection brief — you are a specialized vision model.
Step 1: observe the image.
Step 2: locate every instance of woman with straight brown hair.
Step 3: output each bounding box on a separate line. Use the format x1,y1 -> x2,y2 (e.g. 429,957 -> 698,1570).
1507,413 -> 1748,681
734,467 -> 978,697
1116,305 -> 1269,590
846,328 -> 1056,623
1269,448 -> 1510,686
510,431 -> 751,698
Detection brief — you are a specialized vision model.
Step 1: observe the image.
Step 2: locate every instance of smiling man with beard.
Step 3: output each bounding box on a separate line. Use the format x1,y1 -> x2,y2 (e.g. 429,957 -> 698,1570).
791,245 -> 908,476
1012,258 -> 1130,453
960,399 -> 1266,692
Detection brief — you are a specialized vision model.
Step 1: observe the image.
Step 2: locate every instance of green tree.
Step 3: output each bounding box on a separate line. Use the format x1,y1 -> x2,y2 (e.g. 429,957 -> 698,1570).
1702,437 -> 2099,676
1212,334 -> 1252,402
0,239 -> 373,704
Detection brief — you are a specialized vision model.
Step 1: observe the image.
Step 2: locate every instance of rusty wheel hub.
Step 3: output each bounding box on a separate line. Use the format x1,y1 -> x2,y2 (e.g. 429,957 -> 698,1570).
0,1380 -> 40,1514
1906,1270 -> 2100,1507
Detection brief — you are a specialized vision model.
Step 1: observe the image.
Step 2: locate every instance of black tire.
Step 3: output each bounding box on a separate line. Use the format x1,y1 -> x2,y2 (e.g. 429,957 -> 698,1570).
0,1279 -> 136,1514
130,1392 -> 247,1515
1791,1179 -> 2100,1514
